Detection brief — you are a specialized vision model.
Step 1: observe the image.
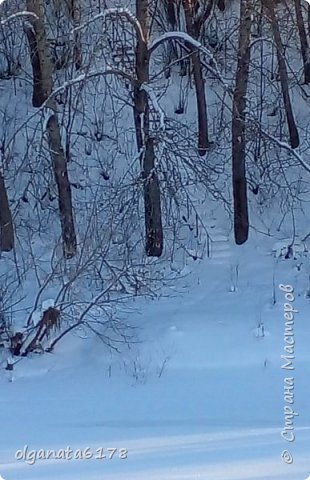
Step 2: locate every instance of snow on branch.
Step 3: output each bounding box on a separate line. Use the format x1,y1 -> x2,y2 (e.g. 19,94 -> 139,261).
7,69 -> 135,142
0,11 -> 38,26
262,129 -> 310,174
72,8 -> 145,43
41,68 -> 135,131
38,68 -> 135,131
149,31 -> 201,53
50,68 -> 135,99
149,31 -> 226,88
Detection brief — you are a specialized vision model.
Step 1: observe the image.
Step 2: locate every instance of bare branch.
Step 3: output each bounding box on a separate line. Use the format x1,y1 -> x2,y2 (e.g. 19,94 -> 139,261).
72,8 -> 145,43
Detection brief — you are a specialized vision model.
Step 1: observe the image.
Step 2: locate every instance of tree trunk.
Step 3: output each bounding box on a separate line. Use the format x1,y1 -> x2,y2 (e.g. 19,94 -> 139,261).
294,0 -> 310,84
192,52 -> 209,156
182,0 -> 210,156
232,0 -> 251,245
25,1 -> 53,107
0,173 -> 14,252
47,115 -> 77,258
135,0 -> 163,257
26,0 -> 77,258
265,0 -> 299,148
143,135 -> 163,257
166,0 -> 177,28
70,0 -> 82,70
24,25 -> 45,107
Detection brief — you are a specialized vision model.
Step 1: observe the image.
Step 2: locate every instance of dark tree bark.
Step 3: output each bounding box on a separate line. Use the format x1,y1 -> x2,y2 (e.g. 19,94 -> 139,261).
134,0 -> 163,257
217,0 -> 225,11
232,0 -> 251,245
47,115 -> 77,258
294,0 -> 310,84
142,136 -> 163,256
0,173 -> 14,252
166,0 -> 177,28
24,25 -> 45,107
182,0 -> 213,156
265,0 -> 299,148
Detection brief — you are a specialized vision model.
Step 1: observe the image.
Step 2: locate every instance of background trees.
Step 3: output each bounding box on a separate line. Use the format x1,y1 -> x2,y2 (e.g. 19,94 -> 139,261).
1,0 -> 310,356
25,0 -> 77,258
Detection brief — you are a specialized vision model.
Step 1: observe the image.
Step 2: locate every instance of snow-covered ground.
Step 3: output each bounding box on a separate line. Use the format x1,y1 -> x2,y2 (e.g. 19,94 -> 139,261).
1,232 -> 310,479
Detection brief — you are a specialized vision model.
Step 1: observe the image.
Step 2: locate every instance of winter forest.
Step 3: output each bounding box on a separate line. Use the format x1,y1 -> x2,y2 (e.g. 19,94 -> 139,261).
1,0 -> 310,479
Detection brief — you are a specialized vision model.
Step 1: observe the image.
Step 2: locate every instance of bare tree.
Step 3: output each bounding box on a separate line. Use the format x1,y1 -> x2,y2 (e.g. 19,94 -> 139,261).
232,0 -> 251,245
181,0 -> 214,156
69,0 -> 82,69
135,0 -> 163,257
265,0 -> 299,149
294,0 -> 310,84
0,173 -> 14,252
25,0 -> 77,258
